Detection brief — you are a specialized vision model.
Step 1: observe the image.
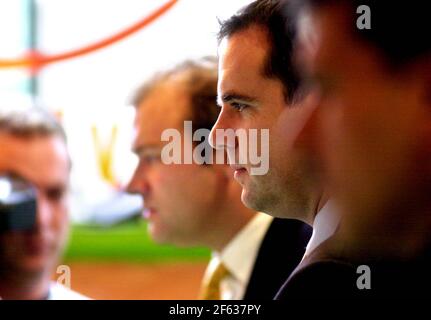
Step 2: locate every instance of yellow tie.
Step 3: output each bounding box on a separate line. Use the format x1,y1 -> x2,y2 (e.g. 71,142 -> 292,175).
199,261 -> 230,300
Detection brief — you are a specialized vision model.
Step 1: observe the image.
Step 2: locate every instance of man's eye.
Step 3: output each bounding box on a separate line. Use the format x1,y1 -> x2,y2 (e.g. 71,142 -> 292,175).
230,102 -> 248,112
46,188 -> 66,202
141,154 -> 161,165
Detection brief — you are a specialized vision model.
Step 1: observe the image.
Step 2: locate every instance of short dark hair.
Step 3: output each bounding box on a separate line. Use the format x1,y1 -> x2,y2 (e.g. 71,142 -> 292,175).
131,56 -> 219,136
304,0 -> 430,69
0,106 -> 67,142
218,0 -> 303,103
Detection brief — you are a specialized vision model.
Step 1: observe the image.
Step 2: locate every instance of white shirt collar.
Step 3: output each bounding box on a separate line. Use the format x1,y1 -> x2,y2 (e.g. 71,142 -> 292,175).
211,213 -> 273,290
304,201 -> 339,258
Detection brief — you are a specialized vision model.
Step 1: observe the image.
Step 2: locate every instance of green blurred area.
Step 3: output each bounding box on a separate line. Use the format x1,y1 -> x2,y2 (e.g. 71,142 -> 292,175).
63,220 -> 210,263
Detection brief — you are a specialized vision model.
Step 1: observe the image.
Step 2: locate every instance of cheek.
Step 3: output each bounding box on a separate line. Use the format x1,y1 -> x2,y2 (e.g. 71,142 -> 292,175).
154,167 -> 179,189
152,166 -> 195,203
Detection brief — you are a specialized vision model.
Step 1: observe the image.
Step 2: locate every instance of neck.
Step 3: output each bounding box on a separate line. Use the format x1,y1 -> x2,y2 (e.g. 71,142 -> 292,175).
0,269 -> 51,300
301,191 -> 329,226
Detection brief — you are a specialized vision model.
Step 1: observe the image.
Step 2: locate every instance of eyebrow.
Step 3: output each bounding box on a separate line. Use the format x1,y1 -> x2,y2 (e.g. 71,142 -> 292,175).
44,182 -> 68,192
132,144 -> 161,156
217,93 -> 259,107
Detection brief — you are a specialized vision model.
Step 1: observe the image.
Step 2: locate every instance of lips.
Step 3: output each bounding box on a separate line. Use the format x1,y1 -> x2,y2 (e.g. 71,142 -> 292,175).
234,168 -> 247,178
230,163 -> 247,172
229,164 -> 248,183
143,207 -> 157,219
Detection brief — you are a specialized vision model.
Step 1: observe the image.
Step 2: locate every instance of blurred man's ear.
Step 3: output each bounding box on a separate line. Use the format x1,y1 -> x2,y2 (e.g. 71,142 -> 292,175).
291,91 -> 321,151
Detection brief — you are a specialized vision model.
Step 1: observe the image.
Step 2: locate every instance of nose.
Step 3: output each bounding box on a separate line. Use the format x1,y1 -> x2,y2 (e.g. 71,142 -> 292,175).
126,163 -> 150,196
209,108 -> 237,150
35,193 -> 53,230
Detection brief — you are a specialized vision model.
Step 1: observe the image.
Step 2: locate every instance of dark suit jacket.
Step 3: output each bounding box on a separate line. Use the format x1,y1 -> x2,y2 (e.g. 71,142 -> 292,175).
243,218 -> 312,300
276,236 -> 431,300
275,236 -> 357,300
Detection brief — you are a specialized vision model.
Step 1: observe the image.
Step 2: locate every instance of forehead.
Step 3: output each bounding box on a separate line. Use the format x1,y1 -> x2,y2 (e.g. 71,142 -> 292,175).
0,133 -> 69,186
218,25 -> 271,91
134,79 -> 191,147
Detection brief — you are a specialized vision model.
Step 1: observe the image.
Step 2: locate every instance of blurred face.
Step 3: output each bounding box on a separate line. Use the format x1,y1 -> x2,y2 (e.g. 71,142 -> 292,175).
210,25 -> 318,219
0,134 -> 69,276
302,5 -> 431,227
128,79 -> 227,246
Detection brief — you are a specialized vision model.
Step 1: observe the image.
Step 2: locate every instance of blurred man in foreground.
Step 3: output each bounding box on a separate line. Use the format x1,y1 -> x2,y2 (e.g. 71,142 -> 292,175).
127,58 -> 311,299
277,0 -> 431,298
0,106 -> 87,300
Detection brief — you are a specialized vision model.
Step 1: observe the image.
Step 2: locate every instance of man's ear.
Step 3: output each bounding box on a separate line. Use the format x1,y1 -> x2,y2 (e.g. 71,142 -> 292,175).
290,90 -> 320,150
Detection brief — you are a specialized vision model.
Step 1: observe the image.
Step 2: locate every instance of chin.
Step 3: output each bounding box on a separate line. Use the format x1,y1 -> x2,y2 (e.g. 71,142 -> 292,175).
148,228 -> 163,244
241,187 -> 261,211
148,226 -> 171,245
241,184 -> 281,217
150,228 -> 191,247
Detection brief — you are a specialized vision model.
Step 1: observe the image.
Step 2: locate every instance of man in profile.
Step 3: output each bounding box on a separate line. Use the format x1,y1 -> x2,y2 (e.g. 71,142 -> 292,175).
0,106 -> 87,300
209,0 -> 338,265
127,57 -> 311,299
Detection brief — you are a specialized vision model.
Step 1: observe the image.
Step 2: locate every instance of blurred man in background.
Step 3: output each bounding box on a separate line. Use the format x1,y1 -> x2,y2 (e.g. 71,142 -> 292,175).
277,0 -> 431,298
0,106 -> 87,300
209,0 -> 338,268
127,57 -> 311,300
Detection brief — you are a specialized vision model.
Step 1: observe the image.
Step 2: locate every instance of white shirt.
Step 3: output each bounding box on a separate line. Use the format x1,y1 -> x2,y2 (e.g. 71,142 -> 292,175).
204,213 -> 273,300
303,201 -> 339,259
48,282 -> 90,300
